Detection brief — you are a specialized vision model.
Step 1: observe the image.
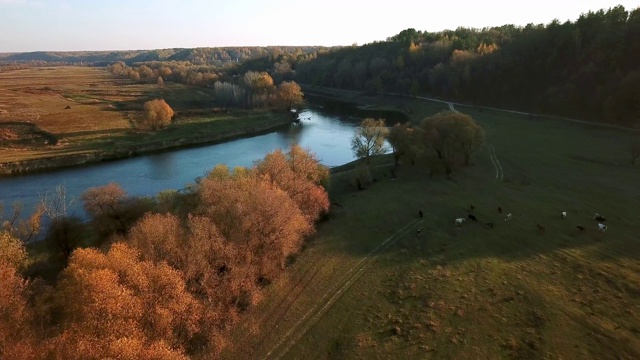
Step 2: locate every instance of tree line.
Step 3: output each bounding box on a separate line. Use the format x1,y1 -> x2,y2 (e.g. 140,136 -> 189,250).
295,5 -> 640,128
0,145 -> 330,359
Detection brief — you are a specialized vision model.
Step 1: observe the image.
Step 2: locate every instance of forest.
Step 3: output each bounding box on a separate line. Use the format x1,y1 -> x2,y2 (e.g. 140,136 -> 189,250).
295,5 -> 640,127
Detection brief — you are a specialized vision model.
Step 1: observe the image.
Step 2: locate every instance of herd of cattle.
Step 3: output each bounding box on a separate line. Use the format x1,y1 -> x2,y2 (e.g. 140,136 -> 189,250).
416,206 -> 609,235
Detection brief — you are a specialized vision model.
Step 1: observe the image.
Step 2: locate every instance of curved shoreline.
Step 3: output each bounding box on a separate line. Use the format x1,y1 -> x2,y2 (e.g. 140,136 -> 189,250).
0,118 -> 293,177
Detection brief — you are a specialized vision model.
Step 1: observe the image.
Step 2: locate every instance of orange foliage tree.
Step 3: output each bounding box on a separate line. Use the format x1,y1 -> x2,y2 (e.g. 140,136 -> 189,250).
254,145 -> 330,222
142,99 -> 174,130
49,243 -> 199,359
275,81 -> 304,111
199,169 -> 312,281
81,182 -> 150,238
0,245 -> 41,360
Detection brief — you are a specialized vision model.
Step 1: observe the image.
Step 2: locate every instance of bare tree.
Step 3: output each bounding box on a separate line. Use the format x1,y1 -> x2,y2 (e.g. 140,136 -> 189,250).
351,118 -> 389,164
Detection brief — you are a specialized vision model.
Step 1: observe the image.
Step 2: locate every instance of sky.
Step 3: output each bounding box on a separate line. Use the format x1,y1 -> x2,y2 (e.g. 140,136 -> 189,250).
1,0 -> 639,52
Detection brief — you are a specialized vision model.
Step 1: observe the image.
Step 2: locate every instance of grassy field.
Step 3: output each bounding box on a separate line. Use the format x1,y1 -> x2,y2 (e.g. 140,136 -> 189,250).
219,96 -> 640,359
0,66 -> 290,166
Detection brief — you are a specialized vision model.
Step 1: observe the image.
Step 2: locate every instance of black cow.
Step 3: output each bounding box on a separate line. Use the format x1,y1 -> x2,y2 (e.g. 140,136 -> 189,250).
468,214 -> 478,222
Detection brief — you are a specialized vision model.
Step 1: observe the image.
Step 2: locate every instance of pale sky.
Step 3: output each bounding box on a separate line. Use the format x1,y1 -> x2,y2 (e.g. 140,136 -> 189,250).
0,0 -> 638,52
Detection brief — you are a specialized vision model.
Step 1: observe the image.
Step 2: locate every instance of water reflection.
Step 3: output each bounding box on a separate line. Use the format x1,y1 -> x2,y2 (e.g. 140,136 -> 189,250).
0,100 -> 407,220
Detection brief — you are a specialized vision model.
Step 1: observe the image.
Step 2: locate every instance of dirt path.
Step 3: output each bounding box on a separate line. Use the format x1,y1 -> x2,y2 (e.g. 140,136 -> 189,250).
234,218 -> 422,359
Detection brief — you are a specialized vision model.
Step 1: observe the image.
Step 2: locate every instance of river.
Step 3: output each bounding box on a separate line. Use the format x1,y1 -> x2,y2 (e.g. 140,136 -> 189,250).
0,98 -> 406,219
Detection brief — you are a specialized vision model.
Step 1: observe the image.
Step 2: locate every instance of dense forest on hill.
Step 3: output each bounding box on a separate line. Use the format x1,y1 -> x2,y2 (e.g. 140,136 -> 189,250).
0,46 -> 328,67
296,5 -> 640,127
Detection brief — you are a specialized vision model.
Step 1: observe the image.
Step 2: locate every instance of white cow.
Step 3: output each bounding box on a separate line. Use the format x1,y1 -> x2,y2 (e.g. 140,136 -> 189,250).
455,218 -> 466,226
598,223 -> 607,232
561,211 -> 567,219
504,213 -> 512,222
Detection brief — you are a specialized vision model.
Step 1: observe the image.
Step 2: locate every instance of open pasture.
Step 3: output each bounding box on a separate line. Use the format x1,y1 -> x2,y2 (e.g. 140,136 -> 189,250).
221,96 -> 640,359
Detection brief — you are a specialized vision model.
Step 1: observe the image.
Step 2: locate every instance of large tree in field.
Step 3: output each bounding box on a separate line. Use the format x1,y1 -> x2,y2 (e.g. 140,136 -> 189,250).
420,111 -> 485,173
275,81 -> 304,111
351,118 -> 389,164
142,99 -> 174,130
388,122 -> 420,166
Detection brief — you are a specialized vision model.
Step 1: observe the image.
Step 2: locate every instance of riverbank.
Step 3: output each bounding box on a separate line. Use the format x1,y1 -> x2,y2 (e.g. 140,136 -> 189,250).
0,112 -> 293,176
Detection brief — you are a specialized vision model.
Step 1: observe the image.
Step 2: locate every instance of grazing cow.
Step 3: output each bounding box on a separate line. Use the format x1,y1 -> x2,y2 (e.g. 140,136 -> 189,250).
597,223 -> 607,232
419,210 -> 423,218
486,222 -> 494,228
594,214 -> 606,222
561,211 -> 567,219
469,204 -> 475,211
504,213 -> 512,221
536,224 -> 545,232
468,214 -> 478,222
455,218 -> 466,226
416,228 -> 423,236
498,206 -> 503,214
576,225 -> 586,232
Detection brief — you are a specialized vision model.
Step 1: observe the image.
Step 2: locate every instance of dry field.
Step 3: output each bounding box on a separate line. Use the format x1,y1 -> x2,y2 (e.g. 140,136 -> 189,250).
0,66 -> 289,166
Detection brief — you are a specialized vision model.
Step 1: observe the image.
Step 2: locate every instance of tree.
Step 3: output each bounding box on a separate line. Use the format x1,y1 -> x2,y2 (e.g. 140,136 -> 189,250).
275,81 -> 304,111
0,260 -> 40,360
388,122 -> 419,166
420,111 -> 485,174
81,183 -> 150,237
0,230 -> 29,272
254,146 -> 330,222
50,243 -> 199,359
142,99 -> 174,130
198,172 -> 312,281
351,118 -> 389,164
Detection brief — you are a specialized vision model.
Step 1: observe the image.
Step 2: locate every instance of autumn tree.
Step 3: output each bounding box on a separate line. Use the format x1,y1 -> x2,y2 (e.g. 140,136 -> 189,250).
0,260 -> 40,360
243,71 -> 275,108
81,183 -> 150,238
254,145 -> 330,222
50,243 -> 199,359
198,171 -> 312,282
142,99 -> 174,130
0,230 -> 29,272
126,212 -> 256,352
351,118 -> 389,164
0,232 -> 41,359
275,81 -> 304,111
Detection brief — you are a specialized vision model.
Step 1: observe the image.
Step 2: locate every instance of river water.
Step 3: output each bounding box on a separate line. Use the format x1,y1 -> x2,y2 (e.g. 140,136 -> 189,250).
0,98 -> 406,218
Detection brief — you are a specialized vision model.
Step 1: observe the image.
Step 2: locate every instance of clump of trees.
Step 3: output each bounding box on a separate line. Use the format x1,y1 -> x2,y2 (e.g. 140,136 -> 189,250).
351,111 -> 485,183
213,71 -> 304,110
142,99 -> 174,130
2,146 -> 330,358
